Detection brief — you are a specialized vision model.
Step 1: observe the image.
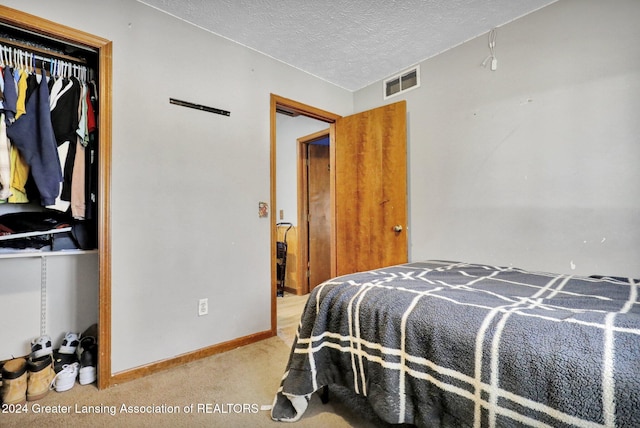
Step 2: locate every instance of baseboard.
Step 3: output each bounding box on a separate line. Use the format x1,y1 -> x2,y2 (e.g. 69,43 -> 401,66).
104,329 -> 275,387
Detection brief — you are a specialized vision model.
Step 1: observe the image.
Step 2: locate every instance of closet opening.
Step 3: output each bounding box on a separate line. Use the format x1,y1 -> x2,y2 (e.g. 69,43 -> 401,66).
0,5 -> 112,390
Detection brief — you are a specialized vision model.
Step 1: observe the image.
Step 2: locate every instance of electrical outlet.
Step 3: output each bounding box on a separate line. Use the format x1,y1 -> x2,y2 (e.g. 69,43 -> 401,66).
198,298 -> 208,316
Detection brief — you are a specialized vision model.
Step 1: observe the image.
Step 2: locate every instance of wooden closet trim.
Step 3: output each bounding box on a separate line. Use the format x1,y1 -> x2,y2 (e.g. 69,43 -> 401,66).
0,5 -> 113,389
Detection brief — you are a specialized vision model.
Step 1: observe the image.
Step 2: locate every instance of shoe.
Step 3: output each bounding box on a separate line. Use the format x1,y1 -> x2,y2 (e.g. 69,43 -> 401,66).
58,332 -> 80,354
80,323 -> 98,341
77,323 -> 98,385
1,358 -> 27,405
26,355 -> 55,401
31,335 -> 53,359
77,338 -> 97,385
53,349 -> 78,373
50,362 -> 79,392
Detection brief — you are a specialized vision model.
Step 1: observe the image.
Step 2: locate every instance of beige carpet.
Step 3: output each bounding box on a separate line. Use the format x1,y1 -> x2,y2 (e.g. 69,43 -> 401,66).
3,294 -> 392,427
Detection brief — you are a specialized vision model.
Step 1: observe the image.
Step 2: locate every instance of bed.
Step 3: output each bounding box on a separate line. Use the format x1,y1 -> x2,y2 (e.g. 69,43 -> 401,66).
271,260 -> 640,427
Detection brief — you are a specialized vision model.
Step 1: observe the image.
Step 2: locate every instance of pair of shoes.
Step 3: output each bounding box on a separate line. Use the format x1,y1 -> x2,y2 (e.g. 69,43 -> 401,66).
50,326 -> 97,385
48,329 -> 90,391
0,355 -> 56,404
50,363 -> 79,392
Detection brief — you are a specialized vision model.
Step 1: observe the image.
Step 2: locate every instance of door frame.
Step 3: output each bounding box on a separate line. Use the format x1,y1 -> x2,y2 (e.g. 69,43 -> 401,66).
270,95 -> 340,331
297,129 -> 330,295
0,6 -> 113,389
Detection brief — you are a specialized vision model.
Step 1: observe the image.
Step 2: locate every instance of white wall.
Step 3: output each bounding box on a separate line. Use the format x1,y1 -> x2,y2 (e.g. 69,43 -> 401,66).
355,0 -> 640,278
0,253 -> 98,359
4,0 -> 353,373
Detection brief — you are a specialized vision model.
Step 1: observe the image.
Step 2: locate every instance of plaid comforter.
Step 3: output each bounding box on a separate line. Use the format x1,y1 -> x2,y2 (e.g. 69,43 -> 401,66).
271,261 -> 640,427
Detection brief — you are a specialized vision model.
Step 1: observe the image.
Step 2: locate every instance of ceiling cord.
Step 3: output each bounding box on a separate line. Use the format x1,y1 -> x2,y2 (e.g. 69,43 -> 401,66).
481,28 -> 498,71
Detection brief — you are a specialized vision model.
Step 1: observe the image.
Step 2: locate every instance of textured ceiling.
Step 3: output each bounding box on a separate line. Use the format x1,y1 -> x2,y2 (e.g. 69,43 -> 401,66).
138,0 -> 557,91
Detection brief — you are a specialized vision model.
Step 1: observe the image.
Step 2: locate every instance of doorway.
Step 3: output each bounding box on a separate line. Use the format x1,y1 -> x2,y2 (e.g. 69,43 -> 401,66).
270,95 -> 408,334
270,95 -> 340,331
298,130 -> 332,293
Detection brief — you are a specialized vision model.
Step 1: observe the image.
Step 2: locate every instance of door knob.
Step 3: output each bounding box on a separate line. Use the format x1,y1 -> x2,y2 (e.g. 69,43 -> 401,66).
393,225 -> 403,232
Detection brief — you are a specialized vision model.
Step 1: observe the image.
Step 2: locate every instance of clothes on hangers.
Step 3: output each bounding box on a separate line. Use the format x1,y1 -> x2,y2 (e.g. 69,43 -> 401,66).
0,38 -> 98,253
9,144 -> 30,203
0,43 -> 96,216
51,77 -> 80,145
15,69 -> 27,119
84,81 -> 98,223
0,113 -> 10,200
2,66 -> 16,124
9,67 -> 30,203
5,69 -> 62,206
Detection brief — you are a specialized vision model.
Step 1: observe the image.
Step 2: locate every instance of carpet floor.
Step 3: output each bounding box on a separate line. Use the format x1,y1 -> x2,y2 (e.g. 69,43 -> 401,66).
2,294 -> 396,427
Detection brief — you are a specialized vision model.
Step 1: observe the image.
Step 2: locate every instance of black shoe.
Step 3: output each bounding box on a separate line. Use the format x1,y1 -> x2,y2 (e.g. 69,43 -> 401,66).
53,349 -> 78,373
77,324 -> 98,385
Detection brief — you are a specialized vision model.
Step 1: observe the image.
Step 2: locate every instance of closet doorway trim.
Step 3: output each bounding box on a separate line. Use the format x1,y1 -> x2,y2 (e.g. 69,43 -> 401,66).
0,5 -> 113,390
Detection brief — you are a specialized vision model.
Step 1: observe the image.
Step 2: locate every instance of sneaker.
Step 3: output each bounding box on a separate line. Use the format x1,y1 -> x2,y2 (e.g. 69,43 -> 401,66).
53,349 -> 78,373
50,363 -> 79,392
80,323 -> 98,340
31,335 -> 53,359
77,324 -> 98,385
77,338 -> 97,385
58,333 -> 80,354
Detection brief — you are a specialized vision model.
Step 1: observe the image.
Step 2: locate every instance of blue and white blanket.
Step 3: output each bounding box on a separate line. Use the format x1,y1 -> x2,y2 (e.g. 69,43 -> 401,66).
271,261 -> 640,427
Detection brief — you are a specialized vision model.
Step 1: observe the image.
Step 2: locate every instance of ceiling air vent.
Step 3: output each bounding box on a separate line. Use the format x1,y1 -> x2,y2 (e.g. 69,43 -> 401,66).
383,65 -> 420,99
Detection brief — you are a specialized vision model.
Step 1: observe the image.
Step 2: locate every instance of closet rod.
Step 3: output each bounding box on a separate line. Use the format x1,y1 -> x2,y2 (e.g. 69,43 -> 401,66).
0,36 -> 87,64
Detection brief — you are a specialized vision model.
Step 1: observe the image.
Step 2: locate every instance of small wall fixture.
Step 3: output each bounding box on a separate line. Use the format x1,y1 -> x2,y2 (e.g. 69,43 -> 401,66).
169,98 -> 230,117
481,28 -> 498,71
383,65 -> 420,99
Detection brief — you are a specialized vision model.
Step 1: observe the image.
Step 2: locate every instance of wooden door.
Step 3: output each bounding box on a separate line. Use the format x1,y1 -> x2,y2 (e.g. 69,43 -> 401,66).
333,101 -> 408,276
307,143 -> 332,290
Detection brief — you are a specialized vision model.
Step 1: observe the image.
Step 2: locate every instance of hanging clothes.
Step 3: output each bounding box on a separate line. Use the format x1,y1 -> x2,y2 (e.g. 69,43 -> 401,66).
0,46 -> 97,211
46,139 -> 70,212
84,80 -> 98,222
5,71 -> 62,206
15,69 -> 28,119
8,146 -> 30,203
0,68 -> 12,200
2,66 -> 16,125
0,41 -> 98,251
51,76 -> 80,146
49,75 -> 81,211
9,67 -> 30,203
0,112 -> 11,200
70,138 -> 85,219
70,82 -> 90,219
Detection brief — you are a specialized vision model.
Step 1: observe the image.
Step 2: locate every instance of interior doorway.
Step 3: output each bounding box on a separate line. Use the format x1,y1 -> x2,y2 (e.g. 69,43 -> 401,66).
270,95 -> 409,335
270,95 -> 340,332
297,130 -> 332,293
